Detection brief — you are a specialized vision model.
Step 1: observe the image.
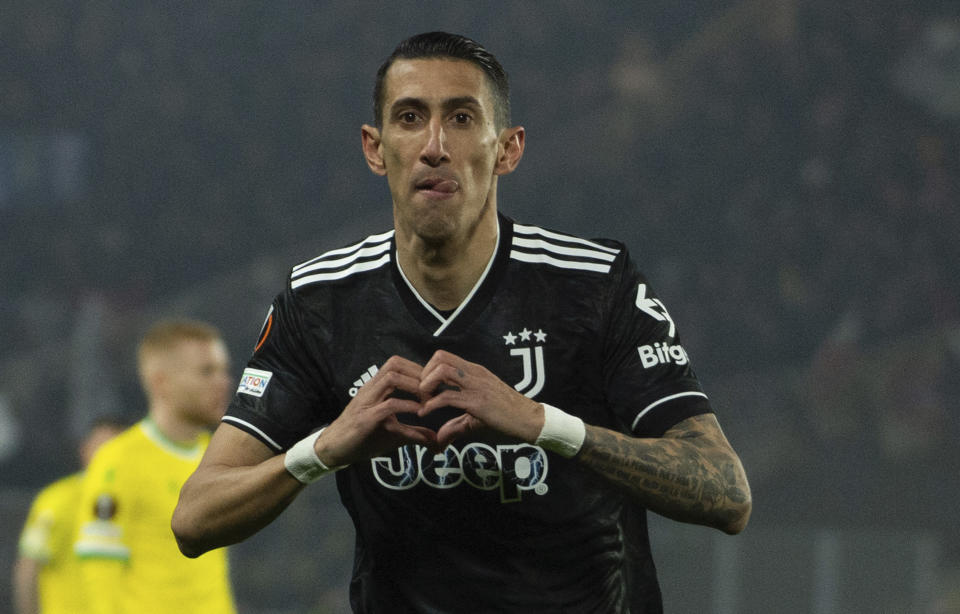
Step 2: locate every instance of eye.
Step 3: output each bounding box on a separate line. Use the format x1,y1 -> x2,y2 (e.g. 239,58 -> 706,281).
398,111 -> 420,124
452,112 -> 471,124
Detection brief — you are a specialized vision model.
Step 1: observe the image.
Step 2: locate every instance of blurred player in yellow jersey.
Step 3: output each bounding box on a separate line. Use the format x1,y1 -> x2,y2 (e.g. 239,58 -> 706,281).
74,320 -> 237,614
13,418 -> 124,614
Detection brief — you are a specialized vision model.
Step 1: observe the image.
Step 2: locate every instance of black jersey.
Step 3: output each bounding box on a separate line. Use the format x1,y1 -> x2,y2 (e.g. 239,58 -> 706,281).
225,213 -> 712,613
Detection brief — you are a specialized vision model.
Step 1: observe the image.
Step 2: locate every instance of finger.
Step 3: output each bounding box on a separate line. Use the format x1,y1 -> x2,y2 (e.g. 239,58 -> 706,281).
420,350 -> 466,384
435,413 -> 481,449
376,397 -> 425,420
383,420 -> 438,445
418,387 -> 470,418
421,349 -> 459,372
365,369 -> 424,403
419,363 -> 466,400
372,355 -> 425,390
380,354 -> 423,377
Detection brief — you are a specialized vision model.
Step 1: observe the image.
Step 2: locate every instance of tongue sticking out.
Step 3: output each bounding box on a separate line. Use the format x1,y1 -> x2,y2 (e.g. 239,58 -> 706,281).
431,180 -> 458,193
418,179 -> 459,194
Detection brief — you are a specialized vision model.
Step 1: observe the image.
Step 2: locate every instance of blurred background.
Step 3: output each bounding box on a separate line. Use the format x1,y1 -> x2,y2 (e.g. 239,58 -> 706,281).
1,1 -> 958,612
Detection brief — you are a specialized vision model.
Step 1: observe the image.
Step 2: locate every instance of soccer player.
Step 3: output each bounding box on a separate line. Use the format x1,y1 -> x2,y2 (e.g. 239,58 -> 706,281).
173,32 -> 752,612
75,320 -> 236,614
13,418 -> 123,614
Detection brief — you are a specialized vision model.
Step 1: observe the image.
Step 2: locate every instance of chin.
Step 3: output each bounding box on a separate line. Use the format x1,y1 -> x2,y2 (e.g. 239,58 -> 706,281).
413,213 -> 460,244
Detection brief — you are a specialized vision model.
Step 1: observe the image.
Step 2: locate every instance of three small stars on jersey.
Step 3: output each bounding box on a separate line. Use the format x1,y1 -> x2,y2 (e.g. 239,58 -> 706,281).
503,328 -> 547,345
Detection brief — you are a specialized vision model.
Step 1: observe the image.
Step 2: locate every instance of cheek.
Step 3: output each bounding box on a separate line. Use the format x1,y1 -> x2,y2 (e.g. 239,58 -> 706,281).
381,135 -> 416,167
383,149 -> 413,194
189,377 -> 217,398
475,135 -> 500,170
469,150 -> 498,182
383,144 -> 405,167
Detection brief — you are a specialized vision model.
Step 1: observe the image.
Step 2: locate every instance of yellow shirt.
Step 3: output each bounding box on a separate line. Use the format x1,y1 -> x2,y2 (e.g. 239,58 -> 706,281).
18,472 -> 89,613
74,419 -> 236,614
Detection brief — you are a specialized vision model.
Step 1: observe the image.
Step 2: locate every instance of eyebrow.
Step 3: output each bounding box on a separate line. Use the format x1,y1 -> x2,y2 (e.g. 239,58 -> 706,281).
390,95 -> 484,115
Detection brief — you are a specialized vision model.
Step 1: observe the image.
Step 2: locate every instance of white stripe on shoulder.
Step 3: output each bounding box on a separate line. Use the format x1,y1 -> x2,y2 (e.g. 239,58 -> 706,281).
509,250 -> 613,273
221,416 -> 284,451
513,223 -> 621,254
292,230 -> 394,274
631,391 -> 709,431
291,253 -> 391,289
290,231 -> 393,289
292,242 -> 391,278
513,236 -> 617,262
511,223 -> 620,273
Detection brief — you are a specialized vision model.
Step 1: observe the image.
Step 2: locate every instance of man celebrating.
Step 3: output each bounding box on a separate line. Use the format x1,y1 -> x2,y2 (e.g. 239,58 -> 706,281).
173,32 -> 751,613
76,320 -> 236,614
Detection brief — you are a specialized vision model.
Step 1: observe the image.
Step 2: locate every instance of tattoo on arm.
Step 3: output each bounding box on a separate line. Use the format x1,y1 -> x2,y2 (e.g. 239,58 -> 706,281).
577,414 -> 750,532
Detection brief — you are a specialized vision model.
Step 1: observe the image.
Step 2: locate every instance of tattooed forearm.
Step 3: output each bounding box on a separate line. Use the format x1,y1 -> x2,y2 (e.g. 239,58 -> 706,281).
577,414 -> 751,534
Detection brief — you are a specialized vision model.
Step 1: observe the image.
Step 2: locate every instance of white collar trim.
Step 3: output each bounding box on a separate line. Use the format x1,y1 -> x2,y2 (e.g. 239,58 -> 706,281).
396,226 -> 500,337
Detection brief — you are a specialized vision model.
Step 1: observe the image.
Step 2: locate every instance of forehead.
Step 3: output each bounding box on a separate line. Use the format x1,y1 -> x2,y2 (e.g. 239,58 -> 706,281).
163,338 -> 226,364
382,58 -> 495,109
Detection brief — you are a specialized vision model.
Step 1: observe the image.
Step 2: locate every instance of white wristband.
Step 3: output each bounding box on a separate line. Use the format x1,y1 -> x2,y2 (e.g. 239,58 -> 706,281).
535,404 -> 586,458
283,429 -> 344,484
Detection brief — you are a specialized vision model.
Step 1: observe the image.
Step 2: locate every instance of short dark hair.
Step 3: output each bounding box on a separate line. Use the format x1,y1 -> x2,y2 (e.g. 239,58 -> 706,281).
373,32 -> 511,130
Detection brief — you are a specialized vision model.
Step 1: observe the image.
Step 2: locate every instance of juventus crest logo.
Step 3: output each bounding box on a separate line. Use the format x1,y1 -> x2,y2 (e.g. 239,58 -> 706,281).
503,327 -> 547,398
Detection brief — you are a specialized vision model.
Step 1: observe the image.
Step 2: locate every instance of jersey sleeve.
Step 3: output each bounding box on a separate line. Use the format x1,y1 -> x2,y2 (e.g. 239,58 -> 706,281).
18,486 -> 58,562
18,475 -> 81,566
222,283 -> 333,453
601,246 -> 713,437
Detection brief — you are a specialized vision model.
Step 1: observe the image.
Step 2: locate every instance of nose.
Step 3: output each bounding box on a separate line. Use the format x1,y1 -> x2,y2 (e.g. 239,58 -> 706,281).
420,120 -> 449,167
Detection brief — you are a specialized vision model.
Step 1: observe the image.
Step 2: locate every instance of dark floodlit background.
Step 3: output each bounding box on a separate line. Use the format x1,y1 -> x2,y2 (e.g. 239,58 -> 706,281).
2,2 -> 958,612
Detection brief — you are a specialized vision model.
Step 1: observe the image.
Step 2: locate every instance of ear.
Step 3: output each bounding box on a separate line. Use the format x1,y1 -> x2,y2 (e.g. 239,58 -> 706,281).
361,124 -> 387,176
141,363 -> 167,401
494,126 -> 525,176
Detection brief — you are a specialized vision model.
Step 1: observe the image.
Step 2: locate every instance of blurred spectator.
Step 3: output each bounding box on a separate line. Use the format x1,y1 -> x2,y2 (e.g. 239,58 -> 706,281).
12,417 -> 124,614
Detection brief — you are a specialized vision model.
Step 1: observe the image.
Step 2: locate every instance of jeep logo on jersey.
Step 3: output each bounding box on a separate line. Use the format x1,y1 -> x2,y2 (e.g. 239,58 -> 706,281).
371,442 -> 549,503
503,327 -> 547,398
636,283 -> 676,338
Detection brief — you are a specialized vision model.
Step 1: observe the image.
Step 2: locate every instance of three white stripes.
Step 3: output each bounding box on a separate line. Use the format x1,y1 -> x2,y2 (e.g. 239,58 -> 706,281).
291,233 -> 394,289
290,223 -> 619,290
511,224 -> 618,274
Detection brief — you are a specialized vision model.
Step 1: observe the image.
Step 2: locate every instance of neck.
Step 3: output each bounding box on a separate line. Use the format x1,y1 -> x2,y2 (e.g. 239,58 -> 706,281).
396,212 -> 499,310
148,405 -> 204,445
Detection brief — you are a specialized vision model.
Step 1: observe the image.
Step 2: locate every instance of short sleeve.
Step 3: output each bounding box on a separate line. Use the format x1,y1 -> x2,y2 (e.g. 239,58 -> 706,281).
18,488 -> 55,561
601,248 -> 713,437
222,284 -> 333,452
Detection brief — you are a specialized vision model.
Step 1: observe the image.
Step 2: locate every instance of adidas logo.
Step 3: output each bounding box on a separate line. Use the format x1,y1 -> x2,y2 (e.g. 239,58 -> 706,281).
348,365 -> 379,397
